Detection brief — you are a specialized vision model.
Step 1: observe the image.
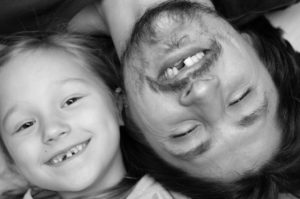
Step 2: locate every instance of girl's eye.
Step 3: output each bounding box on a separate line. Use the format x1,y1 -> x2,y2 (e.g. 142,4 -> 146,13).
16,121 -> 35,133
63,97 -> 82,107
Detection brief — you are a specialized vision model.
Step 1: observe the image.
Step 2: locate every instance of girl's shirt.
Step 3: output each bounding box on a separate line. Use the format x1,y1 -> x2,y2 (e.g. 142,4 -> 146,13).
23,188 -> 61,199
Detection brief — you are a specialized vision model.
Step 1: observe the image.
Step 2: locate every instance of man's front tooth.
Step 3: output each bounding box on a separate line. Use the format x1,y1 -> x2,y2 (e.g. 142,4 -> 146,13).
172,67 -> 178,75
191,55 -> 199,63
183,57 -> 194,67
196,52 -> 204,59
166,68 -> 173,78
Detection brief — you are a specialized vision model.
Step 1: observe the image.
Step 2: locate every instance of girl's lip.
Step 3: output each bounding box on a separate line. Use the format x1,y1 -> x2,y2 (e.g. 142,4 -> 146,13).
45,138 -> 91,166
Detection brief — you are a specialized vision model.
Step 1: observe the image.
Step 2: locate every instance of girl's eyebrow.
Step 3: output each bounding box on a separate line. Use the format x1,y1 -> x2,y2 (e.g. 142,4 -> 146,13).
58,78 -> 89,85
238,95 -> 269,127
2,105 -> 18,129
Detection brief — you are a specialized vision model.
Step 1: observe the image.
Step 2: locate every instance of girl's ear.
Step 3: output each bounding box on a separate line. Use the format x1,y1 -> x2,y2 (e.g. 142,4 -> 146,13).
0,44 -> 6,50
114,87 -> 125,126
4,163 -> 29,188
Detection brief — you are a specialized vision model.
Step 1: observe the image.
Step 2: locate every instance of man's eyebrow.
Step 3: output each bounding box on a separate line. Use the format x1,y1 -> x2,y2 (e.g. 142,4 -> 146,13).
171,140 -> 211,161
238,96 -> 269,127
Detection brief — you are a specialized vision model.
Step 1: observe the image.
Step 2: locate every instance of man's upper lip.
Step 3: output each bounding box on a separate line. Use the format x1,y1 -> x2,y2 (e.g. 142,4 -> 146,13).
45,138 -> 90,163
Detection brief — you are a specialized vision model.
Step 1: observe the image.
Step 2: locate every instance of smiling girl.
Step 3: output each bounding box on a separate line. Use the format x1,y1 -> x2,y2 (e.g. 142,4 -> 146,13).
0,32 -> 178,199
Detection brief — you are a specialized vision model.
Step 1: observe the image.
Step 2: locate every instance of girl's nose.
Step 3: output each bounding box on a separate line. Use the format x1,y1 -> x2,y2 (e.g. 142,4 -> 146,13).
42,117 -> 71,144
179,75 -> 225,124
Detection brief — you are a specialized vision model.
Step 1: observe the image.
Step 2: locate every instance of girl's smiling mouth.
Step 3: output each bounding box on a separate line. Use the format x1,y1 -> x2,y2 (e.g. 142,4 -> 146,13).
46,138 -> 91,166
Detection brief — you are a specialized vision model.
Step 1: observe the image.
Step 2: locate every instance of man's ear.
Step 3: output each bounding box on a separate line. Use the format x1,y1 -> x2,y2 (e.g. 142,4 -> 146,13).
241,33 -> 254,46
191,0 -> 215,10
114,88 -> 125,126
0,44 -> 6,50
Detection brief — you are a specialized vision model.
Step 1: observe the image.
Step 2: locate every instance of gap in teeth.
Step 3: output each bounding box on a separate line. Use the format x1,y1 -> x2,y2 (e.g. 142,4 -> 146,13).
164,51 -> 204,79
51,142 -> 86,164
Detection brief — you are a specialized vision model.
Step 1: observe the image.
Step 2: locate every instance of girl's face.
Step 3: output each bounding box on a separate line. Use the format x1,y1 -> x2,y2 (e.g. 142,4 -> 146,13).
0,49 -> 125,198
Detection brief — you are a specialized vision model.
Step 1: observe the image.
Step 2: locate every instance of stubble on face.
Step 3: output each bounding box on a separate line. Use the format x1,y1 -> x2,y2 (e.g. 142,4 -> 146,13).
123,1 -> 219,97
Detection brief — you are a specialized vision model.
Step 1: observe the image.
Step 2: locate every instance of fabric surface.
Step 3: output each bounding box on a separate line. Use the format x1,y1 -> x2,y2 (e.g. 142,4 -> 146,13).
267,1 -> 300,51
212,0 -> 299,25
23,189 -> 61,199
0,0 -> 298,34
0,0 -> 95,35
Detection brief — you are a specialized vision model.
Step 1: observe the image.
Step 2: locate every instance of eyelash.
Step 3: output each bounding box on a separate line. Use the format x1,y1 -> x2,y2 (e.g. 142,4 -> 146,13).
16,120 -> 36,133
63,96 -> 83,107
171,125 -> 198,140
229,88 -> 251,106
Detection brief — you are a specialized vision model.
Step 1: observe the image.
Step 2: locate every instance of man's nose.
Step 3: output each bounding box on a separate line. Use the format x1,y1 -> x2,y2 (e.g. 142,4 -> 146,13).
179,75 -> 225,123
42,116 -> 71,144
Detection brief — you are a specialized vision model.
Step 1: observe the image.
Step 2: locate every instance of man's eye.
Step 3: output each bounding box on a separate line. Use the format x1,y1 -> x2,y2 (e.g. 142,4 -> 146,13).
171,125 -> 198,140
16,121 -> 35,133
63,97 -> 82,107
229,88 -> 251,106
163,52 -> 204,80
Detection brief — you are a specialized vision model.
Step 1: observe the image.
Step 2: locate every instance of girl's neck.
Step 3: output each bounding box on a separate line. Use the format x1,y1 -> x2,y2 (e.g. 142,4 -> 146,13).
60,151 -> 127,199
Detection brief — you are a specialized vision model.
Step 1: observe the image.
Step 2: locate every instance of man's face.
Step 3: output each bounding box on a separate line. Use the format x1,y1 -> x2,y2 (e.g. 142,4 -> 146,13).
124,2 -> 281,181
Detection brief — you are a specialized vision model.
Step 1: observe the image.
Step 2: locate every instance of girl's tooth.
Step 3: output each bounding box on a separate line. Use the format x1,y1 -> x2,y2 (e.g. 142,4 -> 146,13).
184,57 -> 193,67
77,144 -> 83,151
53,158 -> 59,164
71,148 -> 78,154
66,151 -> 72,158
51,143 -> 88,165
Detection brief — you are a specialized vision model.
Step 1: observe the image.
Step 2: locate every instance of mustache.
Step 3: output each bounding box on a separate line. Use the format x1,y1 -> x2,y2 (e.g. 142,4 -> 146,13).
147,40 -> 221,93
